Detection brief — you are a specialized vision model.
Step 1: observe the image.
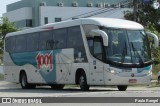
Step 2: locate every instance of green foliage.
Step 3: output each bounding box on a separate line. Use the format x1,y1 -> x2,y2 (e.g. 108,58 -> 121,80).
123,10 -> 134,21
153,64 -> 160,75
0,17 -> 18,54
0,73 -> 4,81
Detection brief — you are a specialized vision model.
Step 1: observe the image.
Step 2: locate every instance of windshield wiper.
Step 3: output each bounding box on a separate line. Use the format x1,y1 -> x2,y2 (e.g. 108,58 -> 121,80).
131,42 -> 144,65
121,42 -> 127,63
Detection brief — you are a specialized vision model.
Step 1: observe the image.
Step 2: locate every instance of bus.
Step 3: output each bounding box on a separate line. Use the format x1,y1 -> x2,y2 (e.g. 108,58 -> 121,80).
4,18 -> 159,91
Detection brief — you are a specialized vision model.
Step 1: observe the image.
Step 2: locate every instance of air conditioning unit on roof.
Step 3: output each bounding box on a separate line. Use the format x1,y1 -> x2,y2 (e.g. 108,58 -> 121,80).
97,3 -> 103,8
40,2 -> 46,6
58,2 -> 63,7
72,2 -> 78,7
113,3 -> 121,8
104,3 -> 110,8
87,3 -> 93,7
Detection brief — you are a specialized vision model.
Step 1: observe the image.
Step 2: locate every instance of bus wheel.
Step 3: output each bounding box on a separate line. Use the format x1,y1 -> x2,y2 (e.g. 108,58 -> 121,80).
51,84 -> 65,90
117,85 -> 127,91
20,72 -> 35,89
79,72 -> 90,91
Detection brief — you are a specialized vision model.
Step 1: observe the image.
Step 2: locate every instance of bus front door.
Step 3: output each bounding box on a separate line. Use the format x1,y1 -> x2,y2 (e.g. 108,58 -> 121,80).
88,37 -> 104,85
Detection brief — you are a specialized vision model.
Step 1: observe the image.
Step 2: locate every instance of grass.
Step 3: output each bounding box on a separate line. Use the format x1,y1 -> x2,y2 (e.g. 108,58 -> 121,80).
0,73 -> 4,81
147,82 -> 160,88
64,84 -> 79,88
152,74 -> 157,80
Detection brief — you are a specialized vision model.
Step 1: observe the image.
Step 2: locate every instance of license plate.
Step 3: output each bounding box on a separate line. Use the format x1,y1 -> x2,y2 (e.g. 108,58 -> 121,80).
128,79 -> 137,83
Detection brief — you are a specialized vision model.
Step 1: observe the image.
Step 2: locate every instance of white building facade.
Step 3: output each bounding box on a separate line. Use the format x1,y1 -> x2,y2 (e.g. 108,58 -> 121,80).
3,0 -> 132,29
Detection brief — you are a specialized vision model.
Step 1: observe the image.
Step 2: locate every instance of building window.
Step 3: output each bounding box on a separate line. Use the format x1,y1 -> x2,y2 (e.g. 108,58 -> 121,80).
55,18 -> 62,22
44,17 -> 48,24
26,19 -> 32,27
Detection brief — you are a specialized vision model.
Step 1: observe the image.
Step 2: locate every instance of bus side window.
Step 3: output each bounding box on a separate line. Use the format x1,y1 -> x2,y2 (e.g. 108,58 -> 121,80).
5,37 -> 16,53
53,28 -> 67,49
27,33 -> 39,52
15,35 -> 27,52
67,26 -> 87,62
39,31 -> 53,50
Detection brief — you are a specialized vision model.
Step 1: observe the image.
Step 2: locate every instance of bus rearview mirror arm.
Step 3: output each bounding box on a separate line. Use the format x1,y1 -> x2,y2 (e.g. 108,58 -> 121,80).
90,29 -> 108,46
146,32 -> 159,48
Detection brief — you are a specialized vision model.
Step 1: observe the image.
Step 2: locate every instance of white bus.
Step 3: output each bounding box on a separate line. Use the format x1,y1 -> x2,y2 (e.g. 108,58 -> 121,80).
4,18 -> 159,91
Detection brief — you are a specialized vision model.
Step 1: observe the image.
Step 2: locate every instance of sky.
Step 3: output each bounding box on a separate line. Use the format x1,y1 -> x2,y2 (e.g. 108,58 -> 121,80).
0,0 -> 21,17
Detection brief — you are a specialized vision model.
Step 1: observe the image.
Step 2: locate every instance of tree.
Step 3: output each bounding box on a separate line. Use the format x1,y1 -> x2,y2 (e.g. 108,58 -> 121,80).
0,17 -> 18,54
124,0 -> 160,32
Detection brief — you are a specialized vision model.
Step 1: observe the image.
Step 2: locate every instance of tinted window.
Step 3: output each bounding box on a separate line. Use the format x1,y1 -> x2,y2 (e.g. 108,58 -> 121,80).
87,39 -> 94,55
44,17 -> 48,24
55,18 -> 61,22
67,26 -> 83,48
87,37 -> 103,61
67,26 -> 87,62
5,37 -> 16,53
27,33 -> 39,51
26,19 -> 32,27
53,28 -> 67,49
39,31 -> 53,50
15,35 -> 27,52
94,37 -> 103,60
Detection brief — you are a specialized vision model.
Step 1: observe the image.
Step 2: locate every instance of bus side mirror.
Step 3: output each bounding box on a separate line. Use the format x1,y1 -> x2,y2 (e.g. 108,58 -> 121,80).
91,29 -> 108,46
146,32 -> 159,48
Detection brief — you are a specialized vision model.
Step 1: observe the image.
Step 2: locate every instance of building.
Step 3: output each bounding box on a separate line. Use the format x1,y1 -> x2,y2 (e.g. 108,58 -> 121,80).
3,0 -> 132,29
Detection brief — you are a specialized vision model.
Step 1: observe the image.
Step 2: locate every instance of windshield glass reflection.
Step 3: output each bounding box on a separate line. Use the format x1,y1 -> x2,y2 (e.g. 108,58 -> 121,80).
103,29 -> 151,66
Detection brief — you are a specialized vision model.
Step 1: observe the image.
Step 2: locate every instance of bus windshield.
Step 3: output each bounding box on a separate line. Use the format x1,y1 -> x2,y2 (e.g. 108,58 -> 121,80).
103,28 -> 152,67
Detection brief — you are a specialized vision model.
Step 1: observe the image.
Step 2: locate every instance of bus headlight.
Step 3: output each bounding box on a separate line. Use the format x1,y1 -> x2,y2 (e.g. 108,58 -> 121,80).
110,70 -> 120,74
148,70 -> 152,75
144,70 -> 152,75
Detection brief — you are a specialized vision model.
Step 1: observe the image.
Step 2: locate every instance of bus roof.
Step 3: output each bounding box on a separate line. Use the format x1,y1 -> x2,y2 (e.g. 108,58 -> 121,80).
6,18 -> 144,37
82,18 -> 144,29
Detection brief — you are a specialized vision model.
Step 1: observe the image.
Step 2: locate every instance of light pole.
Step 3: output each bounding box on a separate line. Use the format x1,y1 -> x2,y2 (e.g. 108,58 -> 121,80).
133,0 -> 138,21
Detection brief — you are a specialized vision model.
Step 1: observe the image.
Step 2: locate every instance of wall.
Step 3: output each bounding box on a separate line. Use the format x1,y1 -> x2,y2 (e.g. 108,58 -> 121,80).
3,7 -> 32,22
39,6 -> 131,25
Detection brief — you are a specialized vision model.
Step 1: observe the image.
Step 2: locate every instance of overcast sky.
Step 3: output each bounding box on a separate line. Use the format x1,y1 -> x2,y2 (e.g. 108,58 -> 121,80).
0,0 -> 21,17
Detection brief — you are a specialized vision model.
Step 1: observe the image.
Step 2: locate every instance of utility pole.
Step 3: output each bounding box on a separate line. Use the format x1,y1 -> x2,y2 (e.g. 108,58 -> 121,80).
133,0 -> 138,21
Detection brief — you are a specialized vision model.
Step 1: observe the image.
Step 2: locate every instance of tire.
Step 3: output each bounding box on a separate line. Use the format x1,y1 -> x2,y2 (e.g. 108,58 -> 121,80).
20,72 -> 35,89
51,84 -> 65,90
158,77 -> 160,84
117,85 -> 127,91
79,71 -> 90,91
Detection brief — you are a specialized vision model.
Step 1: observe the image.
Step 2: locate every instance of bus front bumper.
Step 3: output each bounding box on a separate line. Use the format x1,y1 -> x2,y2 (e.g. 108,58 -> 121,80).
104,72 -> 152,85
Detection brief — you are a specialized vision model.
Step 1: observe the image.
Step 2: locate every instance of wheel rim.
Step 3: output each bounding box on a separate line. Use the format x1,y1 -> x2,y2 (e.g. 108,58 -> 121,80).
22,75 -> 27,87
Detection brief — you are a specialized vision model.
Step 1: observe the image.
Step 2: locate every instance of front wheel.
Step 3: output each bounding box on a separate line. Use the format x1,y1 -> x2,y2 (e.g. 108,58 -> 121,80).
79,72 -> 90,91
117,85 -> 127,91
